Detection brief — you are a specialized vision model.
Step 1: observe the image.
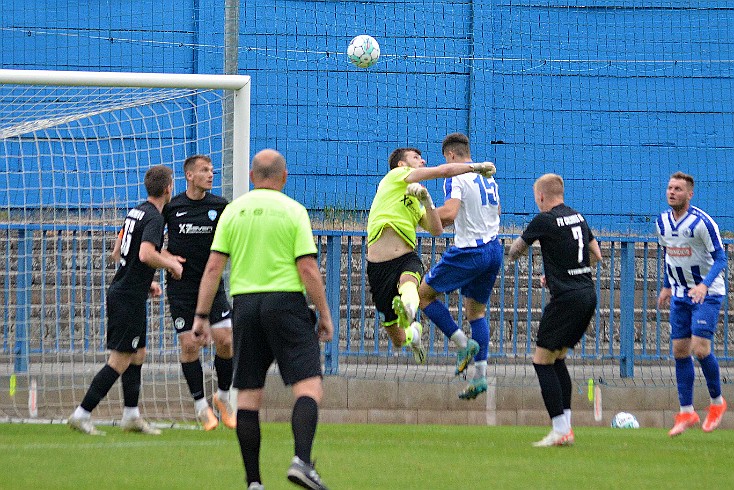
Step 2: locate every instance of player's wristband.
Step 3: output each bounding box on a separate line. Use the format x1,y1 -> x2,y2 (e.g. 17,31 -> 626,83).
195,312 -> 210,319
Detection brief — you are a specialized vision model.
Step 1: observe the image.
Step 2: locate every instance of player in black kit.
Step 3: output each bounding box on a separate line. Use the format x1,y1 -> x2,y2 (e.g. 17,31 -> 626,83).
508,173 -> 602,447
163,154 -> 236,430
68,165 -> 184,436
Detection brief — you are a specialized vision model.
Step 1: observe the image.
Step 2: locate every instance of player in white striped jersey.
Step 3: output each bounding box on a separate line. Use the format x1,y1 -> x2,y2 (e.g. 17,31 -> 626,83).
418,133 -> 503,399
656,171 -> 727,436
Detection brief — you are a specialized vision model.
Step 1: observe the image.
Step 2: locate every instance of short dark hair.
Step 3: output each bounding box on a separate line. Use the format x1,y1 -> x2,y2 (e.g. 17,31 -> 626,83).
388,147 -> 421,170
144,165 -> 173,197
670,171 -> 694,189
183,154 -> 211,173
441,132 -> 470,158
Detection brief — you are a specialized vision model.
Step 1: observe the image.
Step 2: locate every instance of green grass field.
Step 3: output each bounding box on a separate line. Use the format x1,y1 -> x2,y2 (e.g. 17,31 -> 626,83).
0,422 -> 730,489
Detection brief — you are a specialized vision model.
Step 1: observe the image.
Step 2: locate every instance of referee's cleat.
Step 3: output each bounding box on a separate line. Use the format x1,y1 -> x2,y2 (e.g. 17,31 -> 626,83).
68,415 -> 106,436
392,295 -> 412,330
120,416 -> 162,435
455,339 -> 480,375
532,429 -> 574,447
458,377 -> 488,400
213,393 -> 236,429
197,406 -> 219,431
287,456 -> 329,490
702,398 -> 727,433
669,411 -> 700,437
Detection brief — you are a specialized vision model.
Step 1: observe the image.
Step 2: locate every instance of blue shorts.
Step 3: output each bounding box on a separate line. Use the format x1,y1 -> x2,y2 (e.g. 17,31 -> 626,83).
424,239 -> 503,304
669,294 -> 723,341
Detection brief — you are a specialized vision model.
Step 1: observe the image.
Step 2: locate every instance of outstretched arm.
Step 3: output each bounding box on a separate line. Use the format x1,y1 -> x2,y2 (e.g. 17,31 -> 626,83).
405,162 -> 495,183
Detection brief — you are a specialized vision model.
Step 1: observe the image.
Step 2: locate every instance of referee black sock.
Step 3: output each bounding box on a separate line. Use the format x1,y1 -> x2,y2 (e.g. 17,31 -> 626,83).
533,363 -> 564,419
214,355 -> 233,392
80,364 -> 120,413
553,358 -> 572,411
236,409 -> 261,485
181,359 -> 205,400
121,363 -> 142,408
292,396 -> 319,464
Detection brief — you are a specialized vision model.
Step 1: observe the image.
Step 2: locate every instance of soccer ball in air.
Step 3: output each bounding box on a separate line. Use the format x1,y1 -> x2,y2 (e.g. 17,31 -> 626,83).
611,411 -> 640,429
347,35 -> 380,68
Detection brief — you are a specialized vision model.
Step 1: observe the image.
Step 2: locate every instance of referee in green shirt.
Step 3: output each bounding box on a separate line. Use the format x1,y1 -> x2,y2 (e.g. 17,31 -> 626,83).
193,149 -> 333,490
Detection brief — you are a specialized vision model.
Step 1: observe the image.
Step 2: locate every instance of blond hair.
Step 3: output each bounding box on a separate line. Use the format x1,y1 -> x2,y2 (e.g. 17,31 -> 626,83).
534,173 -> 564,198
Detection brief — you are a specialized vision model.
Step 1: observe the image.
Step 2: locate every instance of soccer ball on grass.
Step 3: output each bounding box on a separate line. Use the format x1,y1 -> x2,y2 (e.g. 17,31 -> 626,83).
347,35 -> 380,68
611,411 -> 640,429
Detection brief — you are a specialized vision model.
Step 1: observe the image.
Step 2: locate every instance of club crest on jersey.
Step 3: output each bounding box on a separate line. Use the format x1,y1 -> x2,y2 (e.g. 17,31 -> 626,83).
208,210 -> 217,221
681,228 -> 692,238
131,336 -> 140,349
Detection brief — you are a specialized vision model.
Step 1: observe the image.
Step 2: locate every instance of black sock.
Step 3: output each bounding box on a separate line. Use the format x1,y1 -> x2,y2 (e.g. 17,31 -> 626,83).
80,364 -> 120,413
214,355 -> 233,392
237,409 -> 261,485
533,363 -> 564,419
121,363 -> 142,408
553,358 -> 572,411
292,396 -> 319,464
181,359 -> 205,400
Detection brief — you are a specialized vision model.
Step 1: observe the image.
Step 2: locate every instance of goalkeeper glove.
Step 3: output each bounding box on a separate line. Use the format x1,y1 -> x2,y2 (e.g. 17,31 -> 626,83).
469,161 -> 496,178
405,183 -> 435,209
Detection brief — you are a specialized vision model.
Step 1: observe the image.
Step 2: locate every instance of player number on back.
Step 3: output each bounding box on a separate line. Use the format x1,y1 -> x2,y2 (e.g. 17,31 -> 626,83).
120,218 -> 135,257
472,175 -> 499,206
571,225 -> 584,264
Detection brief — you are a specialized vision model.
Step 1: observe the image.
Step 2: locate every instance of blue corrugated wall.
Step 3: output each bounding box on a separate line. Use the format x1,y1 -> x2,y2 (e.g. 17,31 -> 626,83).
3,1 -> 734,233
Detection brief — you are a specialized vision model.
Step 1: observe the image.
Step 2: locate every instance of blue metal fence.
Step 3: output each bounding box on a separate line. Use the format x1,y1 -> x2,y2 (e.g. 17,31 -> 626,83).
2,226 -> 732,377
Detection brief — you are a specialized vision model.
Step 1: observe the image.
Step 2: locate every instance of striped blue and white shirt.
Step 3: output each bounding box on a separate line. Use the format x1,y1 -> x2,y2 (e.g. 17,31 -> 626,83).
656,205 -> 726,297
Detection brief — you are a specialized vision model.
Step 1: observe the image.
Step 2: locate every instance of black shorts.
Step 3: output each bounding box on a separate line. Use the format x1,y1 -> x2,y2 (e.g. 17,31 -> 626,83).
366,251 -> 424,324
106,288 -> 148,353
537,287 -> 597,351
231,292 -> 322,389
168,288 -> 232,333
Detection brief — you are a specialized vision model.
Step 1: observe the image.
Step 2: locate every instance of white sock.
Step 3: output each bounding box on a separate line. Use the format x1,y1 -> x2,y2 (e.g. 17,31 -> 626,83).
122,407 -> 140,420
217,390 -> 230,406
711,396 -> 724,405
194,398 -> 209,413
450,330 -> 468,349
681,405 -> 695,413
474,360 -> 487,379
564,409 -> 572,427
411,324 -> 422,345
72,406 -> 91,419
552,414 -> 570,435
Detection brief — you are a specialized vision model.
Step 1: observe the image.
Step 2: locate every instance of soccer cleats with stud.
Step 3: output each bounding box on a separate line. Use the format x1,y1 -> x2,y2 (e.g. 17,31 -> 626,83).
458,377 -> 488,400
212,393 -> 236,429
392,295 -> 412,330
120,416 -> 162,435
702,398 -> 727,433
668,411 -> 700,437
532,429 -> 574,447
408,321 -> 426,365
197,406 -> 219,431
455,339 -> 480,376
287,456 -> 329,490
68,416 -> 105,436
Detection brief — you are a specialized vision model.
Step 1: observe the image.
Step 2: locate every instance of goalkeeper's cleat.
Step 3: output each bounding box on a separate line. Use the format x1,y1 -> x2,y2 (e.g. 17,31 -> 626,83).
68,415 -> 106,436
458,377 -> 488,400
392,295 -> 412,330
197,406 -> 219,431
408,321 -> 426,365
455,339 -> 480,375
212,393 -> 236,429
120,416 -> 162,435
702,398 -> 726,433
287,456 -> 329,490
668,411 -> 700,437
532,429 -> 574,447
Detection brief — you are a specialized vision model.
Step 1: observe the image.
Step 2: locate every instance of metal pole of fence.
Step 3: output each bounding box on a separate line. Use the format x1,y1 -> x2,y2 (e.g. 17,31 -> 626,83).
324,236 -> 341,374
619,241 -> 636,377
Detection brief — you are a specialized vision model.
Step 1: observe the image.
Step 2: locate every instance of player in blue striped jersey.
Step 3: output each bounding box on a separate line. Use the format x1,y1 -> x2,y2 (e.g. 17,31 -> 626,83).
656,171 -> 727,436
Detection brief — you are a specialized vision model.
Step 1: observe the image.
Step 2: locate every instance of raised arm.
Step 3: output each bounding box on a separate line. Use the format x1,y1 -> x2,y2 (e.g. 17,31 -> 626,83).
405,161 -> 495,183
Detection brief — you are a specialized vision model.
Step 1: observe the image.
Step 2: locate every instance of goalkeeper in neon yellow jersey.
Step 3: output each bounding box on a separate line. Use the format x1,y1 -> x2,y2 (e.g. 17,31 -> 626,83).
366,146 -> 495,364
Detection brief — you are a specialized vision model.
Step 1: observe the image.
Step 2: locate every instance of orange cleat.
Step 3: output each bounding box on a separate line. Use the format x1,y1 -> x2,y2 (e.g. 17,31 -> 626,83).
702,398 -> 727,433
668,411 -> 700,437
213,393 -> 236,429
197,406 -> 219,431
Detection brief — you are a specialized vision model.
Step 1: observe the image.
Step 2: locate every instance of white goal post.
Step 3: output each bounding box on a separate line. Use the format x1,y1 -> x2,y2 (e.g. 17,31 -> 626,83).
0,69 -> 250,424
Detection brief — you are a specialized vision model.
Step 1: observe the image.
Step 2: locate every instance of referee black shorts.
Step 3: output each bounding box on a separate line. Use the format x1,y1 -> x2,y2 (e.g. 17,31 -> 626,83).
366,251 -> 424,324
537,287 -> 597,351
231,292 -> 322,389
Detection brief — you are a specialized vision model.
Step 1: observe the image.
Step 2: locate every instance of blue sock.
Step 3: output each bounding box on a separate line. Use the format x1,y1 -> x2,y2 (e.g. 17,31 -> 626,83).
675,357 -> 695,407
423,300 -> 459,339
469,317 -> 489,362
698,353 -> 722,399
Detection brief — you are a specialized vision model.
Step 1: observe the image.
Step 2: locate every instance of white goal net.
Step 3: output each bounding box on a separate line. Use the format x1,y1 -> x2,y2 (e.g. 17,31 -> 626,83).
0,69 -> 250,424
